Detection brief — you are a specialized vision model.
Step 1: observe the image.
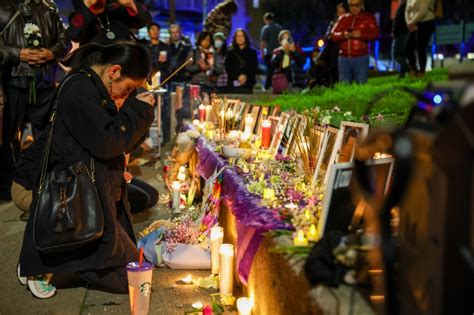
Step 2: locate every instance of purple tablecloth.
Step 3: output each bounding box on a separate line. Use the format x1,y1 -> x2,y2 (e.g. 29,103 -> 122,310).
196,137 -> 292,284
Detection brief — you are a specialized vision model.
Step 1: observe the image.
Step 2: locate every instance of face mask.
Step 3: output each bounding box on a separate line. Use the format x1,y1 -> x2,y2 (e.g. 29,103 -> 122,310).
281,38 -> 288,46
214,40 -> 224,49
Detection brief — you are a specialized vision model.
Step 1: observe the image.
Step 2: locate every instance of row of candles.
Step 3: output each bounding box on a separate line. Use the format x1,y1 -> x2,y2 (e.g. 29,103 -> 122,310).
183,226 -> 253,314
197,104 -> 272,149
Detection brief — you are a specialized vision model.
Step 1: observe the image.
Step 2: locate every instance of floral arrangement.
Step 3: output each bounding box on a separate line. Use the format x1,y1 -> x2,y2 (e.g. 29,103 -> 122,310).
23,23 -> 43,105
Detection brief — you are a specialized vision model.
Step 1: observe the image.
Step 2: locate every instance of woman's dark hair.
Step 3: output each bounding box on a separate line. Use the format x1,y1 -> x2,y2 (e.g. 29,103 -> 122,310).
62,41 -> 151,80
231,28 -> 251,49
196,31 -> 212,48
219,0 -> 238,15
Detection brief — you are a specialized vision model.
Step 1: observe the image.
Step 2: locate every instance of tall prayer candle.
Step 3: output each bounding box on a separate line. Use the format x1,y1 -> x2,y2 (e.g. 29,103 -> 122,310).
307,224 -> 318,242
261,120 -> 271,149
198,104 -> 206,121
210,226 -> 224,274
219,244 -> 234,294
244,115 -> 254,134
171,181 -> 181,214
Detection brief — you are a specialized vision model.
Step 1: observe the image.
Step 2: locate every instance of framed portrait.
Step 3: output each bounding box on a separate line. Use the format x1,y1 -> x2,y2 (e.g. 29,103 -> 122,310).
325,122 -> 369,183
312,126 -> 339,185
317,158 -> 394,239
269,112 -> 290,154
283,114 -> 305,156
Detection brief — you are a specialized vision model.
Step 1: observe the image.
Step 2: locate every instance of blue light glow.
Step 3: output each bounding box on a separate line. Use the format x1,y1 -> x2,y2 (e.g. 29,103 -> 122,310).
433,94 -> 443,105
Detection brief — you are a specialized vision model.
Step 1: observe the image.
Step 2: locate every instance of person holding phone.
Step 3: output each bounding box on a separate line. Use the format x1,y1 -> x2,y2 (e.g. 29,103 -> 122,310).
331,0 -> 379,84
270,30 -> 306,93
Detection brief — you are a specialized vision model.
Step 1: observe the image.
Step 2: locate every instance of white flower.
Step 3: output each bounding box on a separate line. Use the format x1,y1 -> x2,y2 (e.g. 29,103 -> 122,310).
321,116 -> 331,125
33,40 -> 40,47
343,111 -> 352,117
332,106 -> 341,112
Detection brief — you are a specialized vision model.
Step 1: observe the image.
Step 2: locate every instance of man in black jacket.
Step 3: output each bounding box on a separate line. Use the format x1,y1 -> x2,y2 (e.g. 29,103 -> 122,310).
0,0 -> 68,200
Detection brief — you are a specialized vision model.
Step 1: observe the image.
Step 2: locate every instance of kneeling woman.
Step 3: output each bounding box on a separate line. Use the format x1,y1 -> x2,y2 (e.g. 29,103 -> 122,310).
18,42 -> 155,298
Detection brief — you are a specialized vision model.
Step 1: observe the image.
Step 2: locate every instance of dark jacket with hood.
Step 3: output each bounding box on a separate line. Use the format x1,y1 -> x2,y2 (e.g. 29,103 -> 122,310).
19,66 -> 155,276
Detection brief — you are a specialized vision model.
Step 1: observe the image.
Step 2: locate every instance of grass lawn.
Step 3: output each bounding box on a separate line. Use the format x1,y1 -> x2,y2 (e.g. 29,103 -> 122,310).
257,69 -> 449,126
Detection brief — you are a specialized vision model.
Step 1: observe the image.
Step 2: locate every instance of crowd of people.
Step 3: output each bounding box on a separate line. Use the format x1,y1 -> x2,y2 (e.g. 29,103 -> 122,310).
0,0 -> 437,300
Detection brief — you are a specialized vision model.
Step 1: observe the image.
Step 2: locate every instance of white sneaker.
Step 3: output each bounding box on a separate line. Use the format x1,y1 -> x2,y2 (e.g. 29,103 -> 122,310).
17,263 -> 27,286
27,274 -> 56,299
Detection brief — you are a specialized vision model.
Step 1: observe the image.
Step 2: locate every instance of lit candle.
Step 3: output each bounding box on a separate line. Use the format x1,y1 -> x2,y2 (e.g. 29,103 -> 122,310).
293,230 -> 308,246
192,302 -> 203,309
263,188 -> 275,200
261,120 -> 271,149
199,104 -> 206,122
236,297 -> 252,315
210,226 -> 224,274
151,71 -> 160,89
244,115 -> 254,134
307,224 -> 318,242
305,209 -> 311,220
219,244 -> 234,295
171,181 -> 181,214
205,105 -> 212,122
181,274 -> 193,284
177,166 -> 186,182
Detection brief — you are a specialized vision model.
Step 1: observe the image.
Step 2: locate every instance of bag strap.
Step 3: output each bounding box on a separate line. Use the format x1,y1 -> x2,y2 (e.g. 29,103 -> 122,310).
37,72 -> 94,193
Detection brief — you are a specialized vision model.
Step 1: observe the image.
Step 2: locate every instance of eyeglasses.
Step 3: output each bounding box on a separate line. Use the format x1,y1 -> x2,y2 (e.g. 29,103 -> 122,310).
349,2 -> 363,7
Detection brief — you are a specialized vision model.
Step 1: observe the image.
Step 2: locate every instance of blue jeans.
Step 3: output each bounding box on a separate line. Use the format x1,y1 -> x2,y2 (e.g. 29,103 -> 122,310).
339,55 -> 369,84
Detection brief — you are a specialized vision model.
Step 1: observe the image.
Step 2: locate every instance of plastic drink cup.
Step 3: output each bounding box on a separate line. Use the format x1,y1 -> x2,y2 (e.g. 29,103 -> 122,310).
127,262 -> 153,315
159,50 -> 167,57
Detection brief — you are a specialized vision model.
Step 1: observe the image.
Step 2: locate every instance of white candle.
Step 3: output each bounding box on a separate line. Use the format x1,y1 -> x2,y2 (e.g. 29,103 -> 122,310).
244,115 -> 254,134
237,297 -> 252,315
181,274 -> 193,284
219,244 -> 234,295
171,181 -> 181,214
293,230 -> 308,246
151,71 -> 160,88
210,226 -> 224,274
177,166 -> 186,182
193,119 -> 200,126
228,130 -> 240,140
192,302 -> 203,309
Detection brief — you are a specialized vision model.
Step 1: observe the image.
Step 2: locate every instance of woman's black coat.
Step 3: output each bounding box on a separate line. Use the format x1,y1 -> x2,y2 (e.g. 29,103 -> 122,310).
225,46 -> 258,94
19,67 -> 155,276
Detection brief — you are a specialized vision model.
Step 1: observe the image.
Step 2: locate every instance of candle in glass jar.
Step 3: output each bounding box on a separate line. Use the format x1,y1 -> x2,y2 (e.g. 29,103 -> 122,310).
237,297 -> 252,315
293,230 -> 308,246
210,226 -> 224,274
219,244 -> 234,294
307,224 -> 318,242
261,120 -> 271,149
171,181 -> 181,214
244,115 -> 254,134
198,104 -> 206,121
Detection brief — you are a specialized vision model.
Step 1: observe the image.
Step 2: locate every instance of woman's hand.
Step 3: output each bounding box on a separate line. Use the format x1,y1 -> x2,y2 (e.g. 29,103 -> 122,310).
117,0 -> 137,12
136,92 -> 155,107
238,74 -> 247,85
123,171 -> 133,184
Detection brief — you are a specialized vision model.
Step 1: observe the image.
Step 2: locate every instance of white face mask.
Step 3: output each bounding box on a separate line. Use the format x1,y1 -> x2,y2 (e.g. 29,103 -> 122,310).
281,38 -> 288,46
214,40 -> 224,49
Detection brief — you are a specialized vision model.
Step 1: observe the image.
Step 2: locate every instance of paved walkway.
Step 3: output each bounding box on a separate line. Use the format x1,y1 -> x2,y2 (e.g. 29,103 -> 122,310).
0,151 -> 227,315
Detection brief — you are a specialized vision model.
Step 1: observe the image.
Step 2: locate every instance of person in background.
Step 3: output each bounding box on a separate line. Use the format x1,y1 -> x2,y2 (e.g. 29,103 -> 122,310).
203,0 -> 238,39
392,0 -> 409,78
405,0 -> 435,77
309,3 -> 348,88
146,22 -> 169,80
0,0 -> 68,201
225,29 -> 259,94
331,0 -> 380,84
67,0 -> 151,45
213,32 -> 229,93
271,30 -> 306,93
186,31 -> 221,94
18,42 -> 155,298
167,24 -> 191,85
145,22 -> 171,143
260,12 -> 283,91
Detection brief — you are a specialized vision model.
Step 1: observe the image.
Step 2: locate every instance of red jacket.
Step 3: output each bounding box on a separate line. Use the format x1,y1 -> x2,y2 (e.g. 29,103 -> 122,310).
331,12 -> 380,58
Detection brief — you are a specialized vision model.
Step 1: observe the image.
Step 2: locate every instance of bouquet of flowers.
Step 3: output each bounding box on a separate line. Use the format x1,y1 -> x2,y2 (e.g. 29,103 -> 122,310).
23,23 -> 42,104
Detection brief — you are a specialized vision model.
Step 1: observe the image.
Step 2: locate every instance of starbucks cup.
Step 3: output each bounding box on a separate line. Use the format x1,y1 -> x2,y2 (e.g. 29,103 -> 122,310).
127,262 -> 154,315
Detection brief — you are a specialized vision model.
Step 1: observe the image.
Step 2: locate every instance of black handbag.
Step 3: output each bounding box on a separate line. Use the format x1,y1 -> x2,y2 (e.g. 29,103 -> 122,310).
33,73 -> 104,253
